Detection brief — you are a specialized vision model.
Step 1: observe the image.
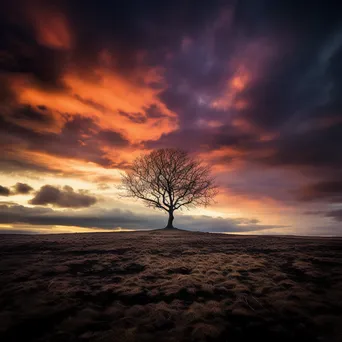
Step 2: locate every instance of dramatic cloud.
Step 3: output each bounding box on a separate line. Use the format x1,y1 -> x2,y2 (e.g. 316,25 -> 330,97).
12,183 -> 34,195
0,204 -> 281,233
0,186 -> 10,196
298,180 -> 342,203
28,6 -> 73,50
0,113 -> 131,171
29,185 -> 97,208
0,0 -> 342,234
326,209 -> 342,222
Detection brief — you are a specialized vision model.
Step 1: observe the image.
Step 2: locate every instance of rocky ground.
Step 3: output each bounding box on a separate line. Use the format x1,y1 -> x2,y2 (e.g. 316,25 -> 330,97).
0,229 -> 342,341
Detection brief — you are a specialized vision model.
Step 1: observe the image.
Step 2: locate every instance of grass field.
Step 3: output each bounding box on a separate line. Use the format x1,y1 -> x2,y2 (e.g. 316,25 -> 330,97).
1,229 -> 342,341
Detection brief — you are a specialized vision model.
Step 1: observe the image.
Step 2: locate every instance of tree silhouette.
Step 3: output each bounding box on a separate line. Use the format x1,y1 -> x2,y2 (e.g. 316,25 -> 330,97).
120,149 -> 218,229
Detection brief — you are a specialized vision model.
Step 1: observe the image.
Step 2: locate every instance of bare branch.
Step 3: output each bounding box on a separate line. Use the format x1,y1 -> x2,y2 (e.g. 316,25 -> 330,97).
119,148 -> 219,227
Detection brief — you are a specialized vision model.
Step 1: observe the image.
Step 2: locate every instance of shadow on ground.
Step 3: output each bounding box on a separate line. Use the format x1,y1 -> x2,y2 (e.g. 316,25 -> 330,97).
0,230 -> 342,341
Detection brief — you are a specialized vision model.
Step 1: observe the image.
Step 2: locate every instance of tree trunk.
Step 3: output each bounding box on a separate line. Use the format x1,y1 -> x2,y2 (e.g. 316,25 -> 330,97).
166,210 -> 174,228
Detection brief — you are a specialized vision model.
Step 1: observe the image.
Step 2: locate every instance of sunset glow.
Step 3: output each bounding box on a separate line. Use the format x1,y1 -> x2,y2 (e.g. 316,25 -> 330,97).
0,0 -> 341,236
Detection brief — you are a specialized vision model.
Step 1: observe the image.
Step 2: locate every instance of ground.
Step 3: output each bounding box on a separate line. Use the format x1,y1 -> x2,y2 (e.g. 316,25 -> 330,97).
0,230 -> 342,342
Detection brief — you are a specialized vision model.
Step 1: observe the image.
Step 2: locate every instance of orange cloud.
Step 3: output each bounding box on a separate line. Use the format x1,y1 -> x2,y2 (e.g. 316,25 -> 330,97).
2,145 -> 132,180
211,66 -> 250,110
28,7 -> 72,49
2,44 -> 180,178
14,63 -> 177,142
211,38 -> 277,113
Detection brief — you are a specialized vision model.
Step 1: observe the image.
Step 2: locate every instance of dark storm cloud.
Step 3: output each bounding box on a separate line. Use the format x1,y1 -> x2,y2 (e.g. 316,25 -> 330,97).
256,123 -> 342,169
326,209 -> 342,222
13,105 -> 54,124
96,129 -> 130,147
0,0 -> 224,89
0,21 -> 69,90
0,75 -> 17,103
12,182 -> 33,194
2,0 -> 341,146
64,0 -> 223,72
308,207 -> 342,223
298,180 -> 342,203
29,185 -> 97,208
0,113 -> 129,168
230,1 -> 342,130
147,125 -> 256,153
118,111 -> 147,124
143,0 -> 342,208
1,183 -> 34,196
117,105 -> 175,127
250,38 -> 342,171
106,104 -> 174,127
0,204 -> 282,233
0,158 -> 60,175
145,105 -> 170,119
1,0 -> 341,116
0,186 -> 10,196
138,0 -> 342,184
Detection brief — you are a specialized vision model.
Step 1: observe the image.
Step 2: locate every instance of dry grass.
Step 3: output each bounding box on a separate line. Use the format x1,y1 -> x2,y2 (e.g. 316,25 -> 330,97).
0,229 -> 342,341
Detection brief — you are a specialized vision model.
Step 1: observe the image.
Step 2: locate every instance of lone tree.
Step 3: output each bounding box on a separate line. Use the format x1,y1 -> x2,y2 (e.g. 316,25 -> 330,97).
120,148 -> 218,229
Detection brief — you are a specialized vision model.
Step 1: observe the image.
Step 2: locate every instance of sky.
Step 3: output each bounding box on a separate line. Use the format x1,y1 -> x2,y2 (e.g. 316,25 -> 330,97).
0,0 -> 342,235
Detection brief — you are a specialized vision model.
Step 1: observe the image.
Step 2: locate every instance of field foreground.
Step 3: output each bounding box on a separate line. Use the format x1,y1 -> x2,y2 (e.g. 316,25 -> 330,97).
0,230 -> 342,342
